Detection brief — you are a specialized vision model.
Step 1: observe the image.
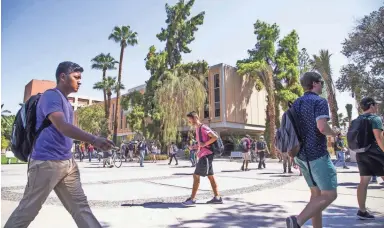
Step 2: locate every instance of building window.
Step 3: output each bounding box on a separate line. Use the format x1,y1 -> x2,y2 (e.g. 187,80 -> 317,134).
214,74 -> 220,117
204,77 -> 209,118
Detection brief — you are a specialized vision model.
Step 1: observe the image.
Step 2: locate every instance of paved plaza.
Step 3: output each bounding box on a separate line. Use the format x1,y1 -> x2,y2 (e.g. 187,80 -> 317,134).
1,158 -> 383,227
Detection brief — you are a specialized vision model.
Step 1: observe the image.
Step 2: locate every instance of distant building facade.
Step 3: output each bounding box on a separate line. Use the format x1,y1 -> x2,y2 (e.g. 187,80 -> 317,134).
23,79 -> 102,114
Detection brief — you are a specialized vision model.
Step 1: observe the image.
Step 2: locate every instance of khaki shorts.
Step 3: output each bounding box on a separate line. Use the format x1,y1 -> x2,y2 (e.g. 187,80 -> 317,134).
242,152 -> 251,161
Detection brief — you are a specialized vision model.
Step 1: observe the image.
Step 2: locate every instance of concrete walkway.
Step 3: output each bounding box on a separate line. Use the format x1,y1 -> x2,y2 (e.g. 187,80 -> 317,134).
2,158 -> 383,227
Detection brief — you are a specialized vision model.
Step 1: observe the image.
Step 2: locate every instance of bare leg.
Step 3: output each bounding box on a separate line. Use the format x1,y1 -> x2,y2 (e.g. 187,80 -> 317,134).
207,175 -> 219,197
191,174 -> 200,200
357,176 -> 371,212
296,187 -> 337,227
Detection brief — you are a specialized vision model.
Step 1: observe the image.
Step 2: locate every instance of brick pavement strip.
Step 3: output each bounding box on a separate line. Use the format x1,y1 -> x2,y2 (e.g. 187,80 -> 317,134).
1,173 -> 300,208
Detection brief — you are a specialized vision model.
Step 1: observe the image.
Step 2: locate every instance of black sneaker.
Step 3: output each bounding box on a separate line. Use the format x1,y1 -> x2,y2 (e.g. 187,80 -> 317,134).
206,196 -> 223,204
286,216 -> 300,228
357,210 -> 375,220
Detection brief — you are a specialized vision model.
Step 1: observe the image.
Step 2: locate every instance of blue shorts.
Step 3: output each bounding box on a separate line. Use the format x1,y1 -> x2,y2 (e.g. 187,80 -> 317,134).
295,154 -> 337,191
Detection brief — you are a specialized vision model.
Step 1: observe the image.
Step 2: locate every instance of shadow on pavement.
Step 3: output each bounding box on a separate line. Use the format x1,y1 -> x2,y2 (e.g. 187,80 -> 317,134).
170,166 -> 192,168
168,198 -> 288,228
173,173 -> 193,176
291,201 -> 384,227
338,182 -> 384,190
221,170 -> 243,173
121,202 -> 194,209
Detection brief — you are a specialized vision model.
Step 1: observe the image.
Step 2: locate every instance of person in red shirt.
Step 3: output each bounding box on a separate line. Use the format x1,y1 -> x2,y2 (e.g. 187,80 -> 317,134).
88,144 -> 94,162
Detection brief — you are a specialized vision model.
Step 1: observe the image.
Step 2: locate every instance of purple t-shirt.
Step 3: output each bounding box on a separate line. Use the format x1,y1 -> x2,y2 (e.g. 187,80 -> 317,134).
31,89 -> 73,160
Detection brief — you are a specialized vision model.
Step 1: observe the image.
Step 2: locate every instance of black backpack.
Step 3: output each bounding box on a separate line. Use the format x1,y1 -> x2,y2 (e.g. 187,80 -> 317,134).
347,116 -> 374,153
257,141 -> 267,150
199,125 -> 224,155
11,91 -> 54,162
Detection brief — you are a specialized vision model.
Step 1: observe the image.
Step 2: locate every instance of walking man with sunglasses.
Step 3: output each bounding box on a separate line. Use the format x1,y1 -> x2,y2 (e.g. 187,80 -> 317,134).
286,72 -> 338,228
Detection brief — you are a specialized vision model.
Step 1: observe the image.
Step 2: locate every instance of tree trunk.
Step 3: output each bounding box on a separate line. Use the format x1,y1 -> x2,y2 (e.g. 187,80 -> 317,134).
113,45 -> 125,144
324,78 -> 340,128
102,69 -> 108,118
265,70 -> 276,159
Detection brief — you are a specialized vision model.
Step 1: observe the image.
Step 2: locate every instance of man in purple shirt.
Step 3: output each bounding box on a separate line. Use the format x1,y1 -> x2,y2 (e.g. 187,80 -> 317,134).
5,62 -> 114,228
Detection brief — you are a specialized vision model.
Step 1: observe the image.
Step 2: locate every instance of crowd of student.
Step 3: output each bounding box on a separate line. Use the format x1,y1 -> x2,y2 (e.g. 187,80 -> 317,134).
5,62 -> 383,228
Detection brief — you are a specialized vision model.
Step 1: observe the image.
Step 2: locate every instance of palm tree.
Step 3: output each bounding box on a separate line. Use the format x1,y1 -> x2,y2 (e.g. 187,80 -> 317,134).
311,50 -> 340,128
91,53 -> 118,118
345,104 -> 353,126
93,77 -> 125,123
108,25 -> 138,143
1,104 -> 11,117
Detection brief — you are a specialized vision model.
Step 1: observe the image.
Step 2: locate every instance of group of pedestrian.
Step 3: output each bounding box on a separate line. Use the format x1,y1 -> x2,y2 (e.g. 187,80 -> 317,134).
239,135 -> 269,171
4,61 -> 383,228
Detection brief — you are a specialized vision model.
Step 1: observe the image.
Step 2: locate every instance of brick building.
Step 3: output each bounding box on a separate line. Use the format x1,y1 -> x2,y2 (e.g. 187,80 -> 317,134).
24,79 -> 102,113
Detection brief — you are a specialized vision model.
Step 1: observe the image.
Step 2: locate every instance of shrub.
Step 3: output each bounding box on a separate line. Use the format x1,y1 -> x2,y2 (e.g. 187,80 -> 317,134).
184,148 -> 190,158
144,154 -> 169,160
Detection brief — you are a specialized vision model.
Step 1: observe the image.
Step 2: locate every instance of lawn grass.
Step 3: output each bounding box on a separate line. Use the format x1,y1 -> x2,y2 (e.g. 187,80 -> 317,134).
1,154 -> 26,164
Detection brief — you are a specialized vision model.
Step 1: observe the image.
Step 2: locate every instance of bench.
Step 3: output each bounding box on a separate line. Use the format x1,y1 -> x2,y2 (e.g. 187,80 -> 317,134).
5,151 -> 19,164
230,151 -> 243,161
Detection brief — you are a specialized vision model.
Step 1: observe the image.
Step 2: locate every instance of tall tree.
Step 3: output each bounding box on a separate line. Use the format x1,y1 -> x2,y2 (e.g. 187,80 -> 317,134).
237,20 -> 279,158
155,64 -> 207,143
157,0 -> 205,69
91,53 -> 118,118
144,0 -> 207,146
93,76 -> 125,125
237,21 -> 302,158
339,6 -> 384,115
342,6 -> 384,76
298,48 -> 311,75
311,50 -> 340,127
109,25 -> 138,143
345,104 -> 353,126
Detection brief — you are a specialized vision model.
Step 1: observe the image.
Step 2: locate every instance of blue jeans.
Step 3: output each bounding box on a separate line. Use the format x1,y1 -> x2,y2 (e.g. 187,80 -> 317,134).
334,151 -> 346,167
139,150 -> 145,167
190,150 -> 196,165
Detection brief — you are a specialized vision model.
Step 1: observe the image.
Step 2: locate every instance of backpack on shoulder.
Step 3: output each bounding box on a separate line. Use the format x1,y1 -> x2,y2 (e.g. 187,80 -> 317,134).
274,104 -> 303,158
199,125 -> 224,155
256,141 -> 266,150
11,91 -> 55,162
347,117 -> 374,153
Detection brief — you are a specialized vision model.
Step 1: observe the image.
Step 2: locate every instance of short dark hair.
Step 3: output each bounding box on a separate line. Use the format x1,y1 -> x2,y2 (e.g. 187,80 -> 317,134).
186,111 -> 199,118
55,61 -> 84,84
360,97 -> 376,111
300,72 -> 322,91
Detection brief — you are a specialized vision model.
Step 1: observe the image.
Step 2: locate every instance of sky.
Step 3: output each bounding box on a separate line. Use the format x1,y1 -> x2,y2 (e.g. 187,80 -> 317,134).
1,0 -> 381,118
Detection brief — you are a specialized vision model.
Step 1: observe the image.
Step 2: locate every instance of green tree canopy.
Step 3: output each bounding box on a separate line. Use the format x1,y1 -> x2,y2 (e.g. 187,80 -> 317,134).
157,0 -> 205,69
77,104 -> 109,136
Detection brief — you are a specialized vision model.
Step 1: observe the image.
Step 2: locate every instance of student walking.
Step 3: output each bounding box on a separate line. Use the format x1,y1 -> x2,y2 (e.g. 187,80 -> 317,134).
353,97 -> 384,220
168,142 -> 179,165
333,133 -> 349,169
286,72 -> 338,228
182,111 -> 222,206
256,136 -> 268,169
5,61 -> 114,228
240,135 -> 252,171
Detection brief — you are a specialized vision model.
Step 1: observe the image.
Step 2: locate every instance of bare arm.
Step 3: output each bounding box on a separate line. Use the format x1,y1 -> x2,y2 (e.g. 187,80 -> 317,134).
316,118 -> 337,136
201,132 -> 218,147
48,112 -> 95,143
373,129 -> 384,152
